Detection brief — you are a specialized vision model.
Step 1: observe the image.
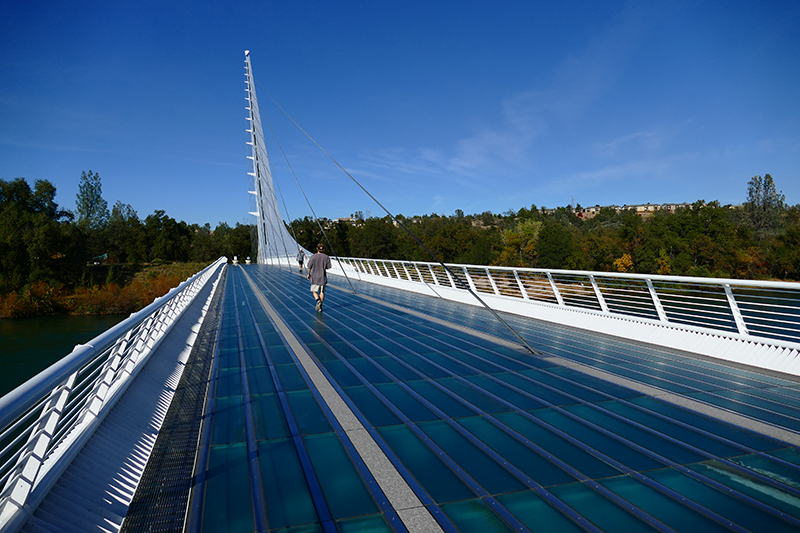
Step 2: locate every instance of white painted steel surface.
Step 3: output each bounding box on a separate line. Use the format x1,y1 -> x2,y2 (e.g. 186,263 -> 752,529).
0,258 -> 227,532
244,52 -> 309,266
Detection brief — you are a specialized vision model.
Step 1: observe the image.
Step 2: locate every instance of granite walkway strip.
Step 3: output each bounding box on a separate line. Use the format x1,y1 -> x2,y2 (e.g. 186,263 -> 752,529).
239,266 -> 443,533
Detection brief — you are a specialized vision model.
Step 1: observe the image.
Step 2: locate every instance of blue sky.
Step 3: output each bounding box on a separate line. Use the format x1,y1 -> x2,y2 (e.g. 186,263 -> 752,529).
1,1 -> 798,227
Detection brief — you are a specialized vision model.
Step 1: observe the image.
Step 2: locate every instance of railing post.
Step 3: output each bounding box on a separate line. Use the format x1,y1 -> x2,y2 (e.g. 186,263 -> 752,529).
0,373 -> 76,522
546,272 -> 565,306
401,262 -> 411,281
444,266 -> 456,288
646,278 -> 669,323
414,264 -> 424,283
724,284 -> 749,335
463,267 -> 478,293
589,275 -> 610,313
486,268 -> 500,296
390,261 -> 402,279
428,264 -> 440,285
513,270 -> 529,299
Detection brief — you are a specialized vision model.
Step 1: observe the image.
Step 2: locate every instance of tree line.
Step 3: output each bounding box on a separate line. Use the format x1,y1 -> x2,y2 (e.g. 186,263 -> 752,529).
2,171 -> 796,307
289,174 -> 799,281
0,172 -> 253,297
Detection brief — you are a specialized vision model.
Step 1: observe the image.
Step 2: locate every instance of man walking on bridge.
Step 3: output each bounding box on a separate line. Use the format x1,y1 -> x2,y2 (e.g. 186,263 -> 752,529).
307,243 -> 331,312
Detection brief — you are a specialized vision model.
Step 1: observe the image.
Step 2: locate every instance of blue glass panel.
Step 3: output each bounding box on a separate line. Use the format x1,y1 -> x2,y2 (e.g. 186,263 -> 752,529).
216,367 -> 243,398
511,371 -> 607,403
462,348 -> 529,372
439,498 -> 516,533
441,350 -> 504,375
220,335 -> 239,350
371,356 -> 421,381
378,424 -> 474,503
268,345 -> 294,365
597,400 -> 745,457
691,460 -> 800,516
305,343 -> 340,362
396,353 -> 449,379
276,524 -> 323,533
349,358 -> 393,383
543,367 -> 652,398
343,385 -> 402,427
248,366 -> 276,396
217,349 -> 241,370
563,403 -> 705,465
287,390 -> 333,435
211,395 -> 246,445
767,448 -> 800,469
628,396 -> 785,451
456,416 -> 575,487
496,411 -> 621,479
590,364 -> 698,394
437,377 -> 510,414
549,482 -> 660,533
259,331 -> 283,347
601,475 -> 730,532
420,420 -> 526,495
258,438 -> 319,530
244,345 -> 267,368
375,382 -> 439,422
704,389 -> 800,420
495,490 -> 584,532
252,393 -> 290,440
352,339 -> 388,357
203,443 -> 254,533
337,514 -> 392,533
649,468 -> 800,533
533,409 -> 663,472
303,433 -> 378,520
406,380 -> 476,418
464,375 -> 545,410
275,363 -> 309,391
686,392 -> 800,431
320,360 -> 362,387
423,352 -> 477,376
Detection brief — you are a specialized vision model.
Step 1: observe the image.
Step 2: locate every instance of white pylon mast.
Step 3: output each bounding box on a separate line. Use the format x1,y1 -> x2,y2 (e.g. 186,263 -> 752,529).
244,50 -> 305,264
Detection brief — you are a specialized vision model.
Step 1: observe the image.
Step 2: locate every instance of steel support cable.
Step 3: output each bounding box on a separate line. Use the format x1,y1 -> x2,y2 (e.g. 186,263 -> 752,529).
263,156 -> 292,269
250,119 -> 292,267
254,126 -> 299,267
259,85 -> 537,355
259,104 -> 358,296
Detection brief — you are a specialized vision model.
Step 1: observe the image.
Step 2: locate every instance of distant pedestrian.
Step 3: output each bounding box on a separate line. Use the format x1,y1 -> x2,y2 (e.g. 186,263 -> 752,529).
306,243 -> 331,312
296,249 -> 305,273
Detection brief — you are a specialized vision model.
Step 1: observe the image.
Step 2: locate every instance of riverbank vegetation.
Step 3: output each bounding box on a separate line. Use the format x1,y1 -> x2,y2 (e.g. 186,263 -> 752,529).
0,172 -> 251,317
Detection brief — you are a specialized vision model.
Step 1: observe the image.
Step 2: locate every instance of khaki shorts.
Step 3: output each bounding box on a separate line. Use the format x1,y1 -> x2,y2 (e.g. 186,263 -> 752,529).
310,284 -> 326,293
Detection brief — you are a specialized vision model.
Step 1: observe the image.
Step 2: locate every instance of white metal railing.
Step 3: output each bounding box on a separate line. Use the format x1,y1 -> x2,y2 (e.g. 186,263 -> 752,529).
334,257 -> 800,345
0,257 -> 227,530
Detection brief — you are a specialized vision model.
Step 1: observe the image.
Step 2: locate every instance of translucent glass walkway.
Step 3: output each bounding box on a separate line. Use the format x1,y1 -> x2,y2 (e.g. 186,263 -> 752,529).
191,264 -> 800,533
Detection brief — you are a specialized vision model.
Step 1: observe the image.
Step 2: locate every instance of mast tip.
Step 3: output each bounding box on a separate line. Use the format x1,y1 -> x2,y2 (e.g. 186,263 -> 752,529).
245,50 -> 250,56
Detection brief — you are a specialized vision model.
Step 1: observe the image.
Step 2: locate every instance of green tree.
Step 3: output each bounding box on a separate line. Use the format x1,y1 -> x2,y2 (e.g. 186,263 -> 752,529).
107,201 -> 146,263
744,174 -> 785,240
75,170 -> 109,230
0,178 -> 80,293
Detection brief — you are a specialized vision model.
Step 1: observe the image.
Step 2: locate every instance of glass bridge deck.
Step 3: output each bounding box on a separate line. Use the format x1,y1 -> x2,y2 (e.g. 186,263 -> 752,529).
191,264 -> 800,533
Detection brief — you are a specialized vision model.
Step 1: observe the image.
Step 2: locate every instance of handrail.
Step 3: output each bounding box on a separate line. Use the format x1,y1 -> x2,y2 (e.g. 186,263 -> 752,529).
332,257 -> 800,345
0,257 -> 227,530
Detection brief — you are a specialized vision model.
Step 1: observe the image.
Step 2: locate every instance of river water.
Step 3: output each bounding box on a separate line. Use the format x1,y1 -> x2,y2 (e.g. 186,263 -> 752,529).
0,315 -> 125,397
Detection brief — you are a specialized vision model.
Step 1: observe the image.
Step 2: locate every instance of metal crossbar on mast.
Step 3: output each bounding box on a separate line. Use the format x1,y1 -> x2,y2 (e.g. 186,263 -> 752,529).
244,50 -> 306,264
